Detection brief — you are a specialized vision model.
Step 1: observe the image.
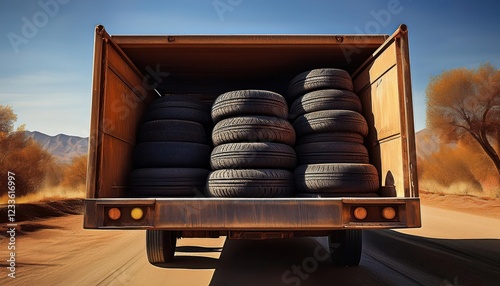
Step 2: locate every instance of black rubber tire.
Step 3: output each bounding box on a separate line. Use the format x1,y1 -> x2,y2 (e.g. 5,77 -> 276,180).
293,110 -> 368,138
295,142 -> 369,165
143,96 -> 211,127
294,163 -> 379,193
329,230 -> 362,267
289,89 -> 362,120
137,120 -> 208,144
296,132 -> 365,145
212,116 -> 296,146
133,142 -> 210,168
295,192 -> 379,198
206,169 -> 294,197
148,95 -> 209,112
211,142 -> 296,170
211,90 -> 288,123
288,68 -> 353,101
146,230 -> 177,264
143,107 -> 212,127
130,168 -> 209,197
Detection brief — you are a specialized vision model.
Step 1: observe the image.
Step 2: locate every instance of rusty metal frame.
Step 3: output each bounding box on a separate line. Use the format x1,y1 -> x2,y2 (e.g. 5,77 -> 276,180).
84,197 -> 420,230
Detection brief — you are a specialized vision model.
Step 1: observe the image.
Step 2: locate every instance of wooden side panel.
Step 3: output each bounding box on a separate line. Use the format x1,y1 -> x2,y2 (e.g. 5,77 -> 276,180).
88,27 -> 158,198
372,137 -> 405,195
353,40 -> 408,197
102,69 -> 145,144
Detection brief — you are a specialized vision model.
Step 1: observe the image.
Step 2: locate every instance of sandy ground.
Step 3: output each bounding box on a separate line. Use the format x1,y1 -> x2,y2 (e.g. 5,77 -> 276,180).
419,191 -> 500,218
1,194 -> 499,285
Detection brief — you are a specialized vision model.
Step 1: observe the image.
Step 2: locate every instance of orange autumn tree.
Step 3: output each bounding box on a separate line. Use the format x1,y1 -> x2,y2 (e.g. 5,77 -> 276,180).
426,63 -> 500,176
0,105 -> 60,197
61,155 -> 88,188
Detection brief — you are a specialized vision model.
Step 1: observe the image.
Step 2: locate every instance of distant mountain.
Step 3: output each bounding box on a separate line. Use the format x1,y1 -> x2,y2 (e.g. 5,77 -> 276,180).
415,129 -> 440,158
23,129 -> 441,164
415,128 -> 459,158
24,131 -> 88,164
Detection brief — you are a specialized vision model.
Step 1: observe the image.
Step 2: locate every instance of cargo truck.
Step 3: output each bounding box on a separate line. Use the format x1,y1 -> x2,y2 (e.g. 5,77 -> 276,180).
84,24 -> 421,267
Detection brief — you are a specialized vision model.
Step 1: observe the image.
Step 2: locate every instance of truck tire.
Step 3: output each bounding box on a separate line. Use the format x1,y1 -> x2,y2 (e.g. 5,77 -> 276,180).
146,230 -> 177,264
130,168 -> 209,196
288,68 -> 353,101
137,120 -> 208,144
295,142 -> 369,165
133,142 -> 210,168
329,230 -> 362,267
293,110 -> 368,137
147,95 -> 209,112
143,107 -> 212,128
211,142 -> 296,170
211,90 -> 288,123
289,89 -> 362,120
294,163 -> 379,193
143,97 -> 212,127
212,116 -> 296,146
296,132 -> 364,145
206,169 -> 294,197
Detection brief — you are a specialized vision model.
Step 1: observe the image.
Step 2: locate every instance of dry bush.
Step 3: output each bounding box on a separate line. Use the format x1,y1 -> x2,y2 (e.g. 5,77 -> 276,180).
418,138 -> 500,198
61,155 -> 88,188
0,105 -> 61,198
0,132 -> 60,197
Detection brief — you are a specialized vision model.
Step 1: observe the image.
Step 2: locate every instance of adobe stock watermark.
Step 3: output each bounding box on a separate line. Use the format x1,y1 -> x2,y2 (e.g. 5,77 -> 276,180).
281,240 -> 340,285
6,171 -> 17,279
7,0 -> 71,54
87,63 -> 169,153
441,276 -> 464,286
341,0 -> 409,64
213,0 -> 243,21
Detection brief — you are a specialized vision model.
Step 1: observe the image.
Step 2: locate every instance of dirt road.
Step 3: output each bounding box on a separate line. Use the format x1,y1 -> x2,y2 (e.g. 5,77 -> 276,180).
1,204 -> 500,286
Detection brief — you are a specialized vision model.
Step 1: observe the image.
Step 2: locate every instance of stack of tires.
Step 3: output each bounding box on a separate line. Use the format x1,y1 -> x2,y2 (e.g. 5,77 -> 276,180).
287,68 -> 379,196
206,90 -> 297,198
130,95 -> 212,197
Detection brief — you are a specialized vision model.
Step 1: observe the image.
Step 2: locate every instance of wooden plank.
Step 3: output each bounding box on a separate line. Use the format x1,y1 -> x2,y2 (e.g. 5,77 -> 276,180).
107,46 -> 158,104
99,134 -> 134,198
359,66 -> 401,142
102,69 -> 147,144
371,137 -> 405,197
353,42 -> 397,94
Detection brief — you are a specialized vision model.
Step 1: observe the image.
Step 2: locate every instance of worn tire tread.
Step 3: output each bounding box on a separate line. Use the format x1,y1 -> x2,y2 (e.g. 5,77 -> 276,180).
211,90 -> 288,123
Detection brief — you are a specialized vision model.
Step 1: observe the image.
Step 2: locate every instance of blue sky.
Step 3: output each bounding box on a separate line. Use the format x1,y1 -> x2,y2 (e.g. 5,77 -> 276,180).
1,0 -> 499,137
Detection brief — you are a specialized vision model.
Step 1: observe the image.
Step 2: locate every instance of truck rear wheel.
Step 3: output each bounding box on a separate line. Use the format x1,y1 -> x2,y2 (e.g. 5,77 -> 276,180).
329,230 -> 362,267
146,230 -> 177,265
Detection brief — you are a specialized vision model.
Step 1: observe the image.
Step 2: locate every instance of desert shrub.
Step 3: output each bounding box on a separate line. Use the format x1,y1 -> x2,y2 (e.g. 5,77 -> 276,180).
0,105 -> 59,197
61,155 -> 88,188
418,137 -> 499,197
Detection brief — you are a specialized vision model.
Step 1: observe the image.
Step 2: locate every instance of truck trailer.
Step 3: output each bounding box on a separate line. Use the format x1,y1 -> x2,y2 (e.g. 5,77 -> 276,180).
84,24 -> 421,267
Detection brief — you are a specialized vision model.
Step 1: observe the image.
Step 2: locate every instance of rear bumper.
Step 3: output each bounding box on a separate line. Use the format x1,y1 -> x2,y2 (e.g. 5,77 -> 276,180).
84,197 -> 421,231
